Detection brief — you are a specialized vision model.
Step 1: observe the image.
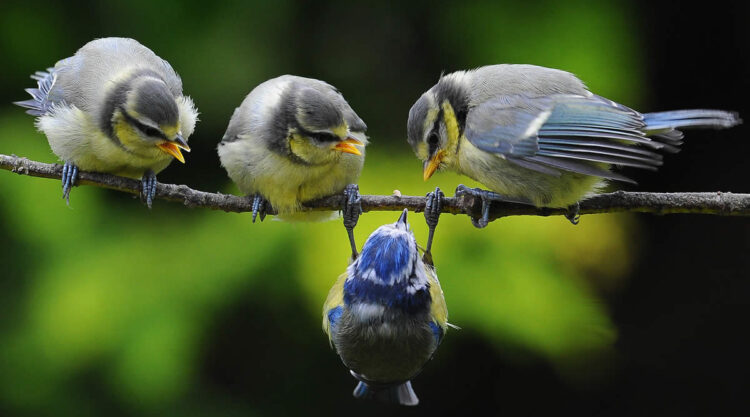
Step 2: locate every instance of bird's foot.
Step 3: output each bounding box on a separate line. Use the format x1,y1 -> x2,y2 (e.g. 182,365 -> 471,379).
455,184 -> 533,229
423,186 -> 444,266
61,161 -> 79,206
565,202 -> 581,225
343,184 -> 362,259
251,193 -> 269,223
140,170 -> 158,209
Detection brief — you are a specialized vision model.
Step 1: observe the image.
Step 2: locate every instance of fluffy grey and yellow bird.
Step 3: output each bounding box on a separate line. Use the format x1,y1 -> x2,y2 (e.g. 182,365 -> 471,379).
15,37 -> 198,207
407,64 -> 742,227
218,75 -> 367,256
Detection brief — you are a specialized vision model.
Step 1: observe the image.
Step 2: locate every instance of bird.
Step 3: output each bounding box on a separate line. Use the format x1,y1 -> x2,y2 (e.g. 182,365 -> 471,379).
218,75 -> 367,258
15,37 -> 197,208
407,64 -> 742,227
323,209 -> 450,406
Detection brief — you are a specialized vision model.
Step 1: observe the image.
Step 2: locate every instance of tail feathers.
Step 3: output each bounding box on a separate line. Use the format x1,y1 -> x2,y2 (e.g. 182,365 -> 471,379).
642,109 -> 741,153
353,380 -> 419,406
644,109 -> 741,132
14,69 -> 56,116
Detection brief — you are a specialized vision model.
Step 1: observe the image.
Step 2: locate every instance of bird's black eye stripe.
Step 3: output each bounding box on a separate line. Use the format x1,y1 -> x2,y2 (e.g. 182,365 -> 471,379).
427,132 -> 440,155
119,107 -> 167,139
300,128 -> 339,143
314,132 -> 340,142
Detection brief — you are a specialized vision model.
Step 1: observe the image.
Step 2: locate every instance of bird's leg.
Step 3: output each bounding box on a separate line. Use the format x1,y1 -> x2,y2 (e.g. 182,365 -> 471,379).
455,184 -> 533,229
422,187 -> 444,266
140,170 -> 158,209
61,161 -> 79,206
343,184 -> 362,259
251,193 -> 269,223
565,202 -> 581,225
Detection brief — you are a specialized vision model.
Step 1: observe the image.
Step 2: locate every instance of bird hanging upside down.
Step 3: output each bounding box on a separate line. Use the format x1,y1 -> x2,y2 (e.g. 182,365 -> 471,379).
323,209 -> 451,406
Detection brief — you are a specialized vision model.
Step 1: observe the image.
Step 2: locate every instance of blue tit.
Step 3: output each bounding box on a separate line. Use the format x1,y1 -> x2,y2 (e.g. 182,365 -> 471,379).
407,64 -> 742,227
15,37 -> 198,207
323,209 -> 450,406
218,75 -> 368,257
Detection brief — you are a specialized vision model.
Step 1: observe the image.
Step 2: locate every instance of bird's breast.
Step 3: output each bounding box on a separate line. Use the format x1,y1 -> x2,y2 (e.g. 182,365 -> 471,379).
331,308 -> 437,383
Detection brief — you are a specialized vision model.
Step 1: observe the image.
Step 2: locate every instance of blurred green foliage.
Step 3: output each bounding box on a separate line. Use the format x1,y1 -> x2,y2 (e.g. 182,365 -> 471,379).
0,0 -> 645,414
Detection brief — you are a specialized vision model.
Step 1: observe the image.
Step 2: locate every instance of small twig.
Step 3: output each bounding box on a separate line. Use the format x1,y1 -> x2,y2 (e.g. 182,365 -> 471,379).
2,153 -> 750,222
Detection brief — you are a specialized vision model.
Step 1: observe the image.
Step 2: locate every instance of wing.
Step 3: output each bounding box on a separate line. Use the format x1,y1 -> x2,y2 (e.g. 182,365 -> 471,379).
322,272 -> 348,339
426,265 -> 448,344
464,94 -> 675,183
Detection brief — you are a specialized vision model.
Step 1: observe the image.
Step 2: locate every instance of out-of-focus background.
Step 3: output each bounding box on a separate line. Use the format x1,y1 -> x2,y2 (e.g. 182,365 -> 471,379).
0,1 -> 748,415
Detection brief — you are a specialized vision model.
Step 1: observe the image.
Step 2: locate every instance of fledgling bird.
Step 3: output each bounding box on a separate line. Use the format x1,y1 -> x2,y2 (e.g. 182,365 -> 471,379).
407,64 -> 742,227
323,209 -> 450,406
218,75 -> 367,257
15,37 -> 198,207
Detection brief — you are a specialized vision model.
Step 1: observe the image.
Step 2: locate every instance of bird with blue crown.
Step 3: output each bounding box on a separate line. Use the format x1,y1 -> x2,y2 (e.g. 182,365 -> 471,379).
323,207 -> 450,406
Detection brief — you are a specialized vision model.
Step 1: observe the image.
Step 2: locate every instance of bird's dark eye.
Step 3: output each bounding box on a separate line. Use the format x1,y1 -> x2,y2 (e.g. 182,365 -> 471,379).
310,132 -> 339,143
428,133 -> 439,146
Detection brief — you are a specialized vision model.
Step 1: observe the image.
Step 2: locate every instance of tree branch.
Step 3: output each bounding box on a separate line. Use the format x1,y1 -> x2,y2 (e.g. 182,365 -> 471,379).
3,153 -> 750,222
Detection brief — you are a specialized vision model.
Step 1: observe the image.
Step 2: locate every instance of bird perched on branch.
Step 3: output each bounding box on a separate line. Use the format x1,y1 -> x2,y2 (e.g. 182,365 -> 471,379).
407,64 -> 742,227
15,37 -> 198,207
323,209 -> 450,406
218,75 -> 367,257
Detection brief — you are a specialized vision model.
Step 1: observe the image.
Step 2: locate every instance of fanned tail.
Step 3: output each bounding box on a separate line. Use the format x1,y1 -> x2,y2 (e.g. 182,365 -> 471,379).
352,380 -> 419,406
13,68 -> 57,116
644,109 -> 742,151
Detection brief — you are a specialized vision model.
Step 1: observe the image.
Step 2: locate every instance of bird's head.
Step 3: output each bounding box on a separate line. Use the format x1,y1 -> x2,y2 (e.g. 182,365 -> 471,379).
407,74 -> 469,181
110,75 -> 192,162
285,87 -> 364,164
343,209 -> 431,316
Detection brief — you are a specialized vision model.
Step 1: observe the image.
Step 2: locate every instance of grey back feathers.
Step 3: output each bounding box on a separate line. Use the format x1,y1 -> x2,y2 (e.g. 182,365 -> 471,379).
466,64 -> 589,103
17,38 -> 184,122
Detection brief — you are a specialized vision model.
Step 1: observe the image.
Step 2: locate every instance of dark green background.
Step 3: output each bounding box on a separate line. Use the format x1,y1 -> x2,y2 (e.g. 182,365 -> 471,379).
0,1 -> 748,416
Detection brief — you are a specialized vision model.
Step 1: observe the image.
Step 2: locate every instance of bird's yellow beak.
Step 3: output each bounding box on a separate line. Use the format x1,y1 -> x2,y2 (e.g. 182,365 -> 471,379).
423,150 -> 444,181
157,140 -> 190,163
333,137 -> 364,156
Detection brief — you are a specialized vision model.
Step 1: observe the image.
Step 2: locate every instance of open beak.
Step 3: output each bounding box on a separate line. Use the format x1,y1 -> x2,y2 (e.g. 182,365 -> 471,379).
158,142 -> 186,163
423,150 -> 444,181
157,135 -> 191,163
333,137 -> 364,156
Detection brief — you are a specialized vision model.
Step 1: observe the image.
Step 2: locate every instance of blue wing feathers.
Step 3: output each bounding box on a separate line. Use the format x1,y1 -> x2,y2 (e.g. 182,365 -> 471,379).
327,306 -> 343,330
429,321 -> 444,345
521,155 -> 637,184
467,94 -> 695,181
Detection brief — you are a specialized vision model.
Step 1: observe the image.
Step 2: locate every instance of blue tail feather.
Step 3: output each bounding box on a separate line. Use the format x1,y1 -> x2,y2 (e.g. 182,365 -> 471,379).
353,380 -> 419,406
644,109 -> 741,131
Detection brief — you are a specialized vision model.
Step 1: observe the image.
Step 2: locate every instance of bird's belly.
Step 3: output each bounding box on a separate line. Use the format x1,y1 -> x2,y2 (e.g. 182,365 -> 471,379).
457,141 -> 604,207
333,317 -> 436,383
219,140 -> 363,216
